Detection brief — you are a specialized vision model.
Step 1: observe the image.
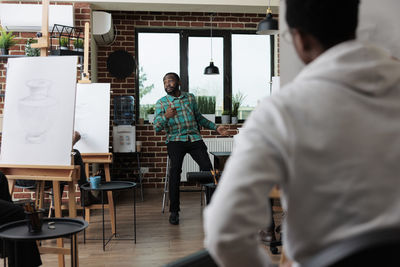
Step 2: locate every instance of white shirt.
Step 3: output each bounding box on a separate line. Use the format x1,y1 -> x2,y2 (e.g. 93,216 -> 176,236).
204,40 -> 400,267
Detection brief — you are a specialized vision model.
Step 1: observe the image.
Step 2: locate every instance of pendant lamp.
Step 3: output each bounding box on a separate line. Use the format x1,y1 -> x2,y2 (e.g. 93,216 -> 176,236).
204,13 -> 220,75
256,0 -> 279,35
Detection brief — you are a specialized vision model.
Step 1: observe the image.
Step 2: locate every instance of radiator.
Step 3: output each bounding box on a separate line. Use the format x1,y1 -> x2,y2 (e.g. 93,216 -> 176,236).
181,138 -> 234,181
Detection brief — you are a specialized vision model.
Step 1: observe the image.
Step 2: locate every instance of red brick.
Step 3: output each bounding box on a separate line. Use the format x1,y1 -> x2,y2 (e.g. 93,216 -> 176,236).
191,22 -> 204,27
178,22 -> 190,27
218,23 -> 231,28
232,23 -> 245,28
141,16 -> 154,20
239,18 -> 251,22
184,17 -> 194,21
245,23 -> 258,28
251,18 -> 263,23
155,16 -> 169,21
13,193 -> 32,199
164,22 -> 177,27
76,14 -> 90,20
150,21 -> 163,27
170,16 -> 183,21
135,21 -> 149,26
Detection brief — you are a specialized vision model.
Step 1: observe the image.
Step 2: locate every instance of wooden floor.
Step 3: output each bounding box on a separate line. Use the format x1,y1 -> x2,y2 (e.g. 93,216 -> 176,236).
1,189 -> 282,267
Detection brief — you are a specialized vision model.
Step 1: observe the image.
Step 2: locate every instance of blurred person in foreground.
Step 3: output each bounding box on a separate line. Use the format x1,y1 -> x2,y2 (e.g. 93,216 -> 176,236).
204,0 -> 400,266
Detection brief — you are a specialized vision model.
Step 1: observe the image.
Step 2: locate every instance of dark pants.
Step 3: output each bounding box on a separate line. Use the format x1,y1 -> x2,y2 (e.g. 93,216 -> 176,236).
0,173 -> 42,267
167,140 -> 213,212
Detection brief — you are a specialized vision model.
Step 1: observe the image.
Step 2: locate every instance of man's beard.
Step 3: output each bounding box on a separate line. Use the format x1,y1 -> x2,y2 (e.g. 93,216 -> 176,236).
165,85 -> 179,95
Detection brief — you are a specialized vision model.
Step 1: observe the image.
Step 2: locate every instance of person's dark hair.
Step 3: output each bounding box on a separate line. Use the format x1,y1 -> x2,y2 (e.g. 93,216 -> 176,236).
285,0 -> 360,49
163,72 -> 180,82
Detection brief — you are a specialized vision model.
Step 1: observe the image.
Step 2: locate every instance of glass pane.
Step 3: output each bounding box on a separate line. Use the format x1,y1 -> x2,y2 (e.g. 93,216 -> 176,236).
232,34 -> 271,120
138,33 -> 180,119
188,37 -> 224,115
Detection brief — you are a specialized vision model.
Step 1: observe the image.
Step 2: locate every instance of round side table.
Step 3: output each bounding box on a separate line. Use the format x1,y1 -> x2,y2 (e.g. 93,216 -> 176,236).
0,218 -> 88,267
80,181 -> 137,251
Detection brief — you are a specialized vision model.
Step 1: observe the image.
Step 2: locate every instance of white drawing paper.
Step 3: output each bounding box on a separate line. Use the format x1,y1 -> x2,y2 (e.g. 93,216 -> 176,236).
0,56 -> 78,166
74,83 -> 110,153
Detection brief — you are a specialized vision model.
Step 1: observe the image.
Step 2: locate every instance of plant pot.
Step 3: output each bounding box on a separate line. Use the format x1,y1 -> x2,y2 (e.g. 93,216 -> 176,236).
203,114 -> 216,123
221,115 -> 230,124
74,48 -> 84,52
147,114 -> 155,124
231,116 -> 238,125
0,48 -> 9,55
60,46 -> 69,50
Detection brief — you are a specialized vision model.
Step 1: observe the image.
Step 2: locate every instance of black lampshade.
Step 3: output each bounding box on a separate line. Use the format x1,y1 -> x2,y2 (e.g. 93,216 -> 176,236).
256,13 -> 279,35
204,61 -> 220,75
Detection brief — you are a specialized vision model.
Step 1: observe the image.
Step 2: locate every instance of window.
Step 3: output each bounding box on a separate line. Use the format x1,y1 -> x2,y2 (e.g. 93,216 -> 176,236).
136,29 -> 274,122
188,37 -> 224,114
137,32 -> 180,119
232,34 -> 271,120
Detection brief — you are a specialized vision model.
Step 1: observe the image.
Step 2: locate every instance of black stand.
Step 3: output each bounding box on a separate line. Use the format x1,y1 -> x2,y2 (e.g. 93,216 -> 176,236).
81,181 -> 137,251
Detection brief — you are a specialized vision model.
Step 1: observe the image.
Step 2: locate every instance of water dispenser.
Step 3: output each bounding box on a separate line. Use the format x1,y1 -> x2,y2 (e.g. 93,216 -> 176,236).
113,96 -> 136,152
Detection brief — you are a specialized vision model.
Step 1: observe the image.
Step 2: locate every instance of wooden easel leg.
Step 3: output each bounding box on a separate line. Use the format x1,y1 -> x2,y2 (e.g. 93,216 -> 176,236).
84,162 -> 91,222
53,181 -> 65,267
105,164 -> 116,234
85,163 -> 90,183
68,182 -> 77,218
8,179 -> 15,197
85,208 -> 91,223
38,181 -> 45,209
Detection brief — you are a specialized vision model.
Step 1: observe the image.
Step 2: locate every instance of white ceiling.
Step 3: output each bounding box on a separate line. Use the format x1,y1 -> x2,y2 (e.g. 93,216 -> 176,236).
53,0 -> 279,14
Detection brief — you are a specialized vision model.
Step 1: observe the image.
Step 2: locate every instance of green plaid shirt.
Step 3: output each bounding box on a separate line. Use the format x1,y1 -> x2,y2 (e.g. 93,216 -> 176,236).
154,92 -> 217,143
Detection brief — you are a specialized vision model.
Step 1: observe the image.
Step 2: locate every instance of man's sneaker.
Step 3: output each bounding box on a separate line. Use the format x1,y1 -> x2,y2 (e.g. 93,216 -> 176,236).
169,212 -> 179,225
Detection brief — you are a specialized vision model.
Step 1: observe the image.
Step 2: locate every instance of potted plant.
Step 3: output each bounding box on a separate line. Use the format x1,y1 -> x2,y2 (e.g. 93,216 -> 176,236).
25,38 -> 40,57
0,27 -> 17,55
196,96 -> 216,122
221,110 -> 230,124
147,105 -> 155,123
231,92 -> 245,124
73,38 -> 84,52
59,37 -> 69,50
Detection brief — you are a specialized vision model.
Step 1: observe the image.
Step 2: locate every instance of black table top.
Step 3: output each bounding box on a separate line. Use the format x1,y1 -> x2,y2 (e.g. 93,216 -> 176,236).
81,181 -> 137,191
0,218 -> 88,241
210,152 -> 231,157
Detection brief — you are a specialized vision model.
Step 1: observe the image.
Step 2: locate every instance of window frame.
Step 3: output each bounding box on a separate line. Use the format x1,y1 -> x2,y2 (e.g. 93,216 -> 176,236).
135,28 -> 275,123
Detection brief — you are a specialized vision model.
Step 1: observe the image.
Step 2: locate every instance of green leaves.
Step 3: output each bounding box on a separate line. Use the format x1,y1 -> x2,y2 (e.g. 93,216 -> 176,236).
73,38 -> 84,49
59,37 -> 69,47
0,27 -> 17,49
232,91 -> 245,117
196,96 -> 216,114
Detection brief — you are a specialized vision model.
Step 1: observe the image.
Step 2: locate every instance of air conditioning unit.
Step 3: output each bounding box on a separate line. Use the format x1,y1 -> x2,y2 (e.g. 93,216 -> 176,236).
93,11 -> 115,46
0,4 -> 74,32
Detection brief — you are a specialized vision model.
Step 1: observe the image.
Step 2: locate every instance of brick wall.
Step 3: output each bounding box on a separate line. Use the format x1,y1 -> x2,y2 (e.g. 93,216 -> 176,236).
101,10 -> 273,188
0,4 -> 278,200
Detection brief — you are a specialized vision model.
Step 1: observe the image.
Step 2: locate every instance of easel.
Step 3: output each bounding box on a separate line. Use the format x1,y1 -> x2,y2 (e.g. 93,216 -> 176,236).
1,1 -> 80,266
74,21 -> 116,234
81,153 -> 116,234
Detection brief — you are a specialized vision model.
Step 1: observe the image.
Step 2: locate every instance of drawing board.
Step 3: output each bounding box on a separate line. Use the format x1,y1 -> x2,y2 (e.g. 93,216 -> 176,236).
74,83 -> 110,153
0,56 -> 78,165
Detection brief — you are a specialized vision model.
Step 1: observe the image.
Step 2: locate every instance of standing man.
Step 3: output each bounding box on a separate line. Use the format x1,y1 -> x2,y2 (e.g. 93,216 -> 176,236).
154,72 -> 228,225
204,0 -> 400,266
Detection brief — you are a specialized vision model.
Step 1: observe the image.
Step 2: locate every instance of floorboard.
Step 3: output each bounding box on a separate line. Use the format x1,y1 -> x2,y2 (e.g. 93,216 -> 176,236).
1,189 -> 282,266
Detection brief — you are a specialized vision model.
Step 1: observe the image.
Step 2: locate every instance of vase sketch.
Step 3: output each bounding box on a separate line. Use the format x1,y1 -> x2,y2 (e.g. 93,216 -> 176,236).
19,79 -> 57,144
